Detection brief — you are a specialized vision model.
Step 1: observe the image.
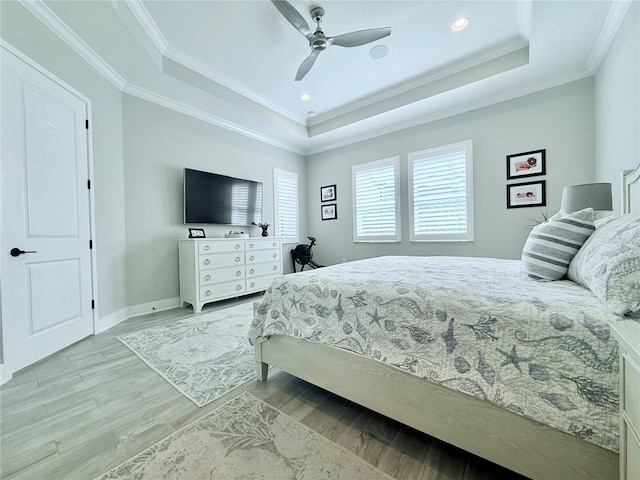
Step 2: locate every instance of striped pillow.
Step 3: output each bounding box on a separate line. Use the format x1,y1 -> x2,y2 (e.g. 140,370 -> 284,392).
521,208 -> 595,280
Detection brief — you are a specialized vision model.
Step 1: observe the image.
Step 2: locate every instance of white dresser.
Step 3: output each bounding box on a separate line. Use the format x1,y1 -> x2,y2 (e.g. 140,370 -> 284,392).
179,238 -> 282,313
610,320 -> 640,480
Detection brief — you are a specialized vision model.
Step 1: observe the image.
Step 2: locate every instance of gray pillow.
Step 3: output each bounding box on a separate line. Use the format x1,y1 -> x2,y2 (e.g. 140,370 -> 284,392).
522,208 -> 595,280
567,213 -> 640,316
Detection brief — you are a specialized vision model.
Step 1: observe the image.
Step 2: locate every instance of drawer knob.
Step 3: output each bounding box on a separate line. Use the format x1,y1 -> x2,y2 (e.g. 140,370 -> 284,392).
204,245 -> 210,251
250,268 -> 255,274
250,255 -> 255,261
272,243 -> 277,247
205,274 -> 211,281
273,253 -> 277,258
250,282 -> 255,288
204,259 -> 211,265
235,256 -> 241,262
249,243 -> 254,249
235,244 -> 240,249
236,284 -> 242,291
236,270 -> 242,277
205,290 -> 211,297
273,265 -> 278,271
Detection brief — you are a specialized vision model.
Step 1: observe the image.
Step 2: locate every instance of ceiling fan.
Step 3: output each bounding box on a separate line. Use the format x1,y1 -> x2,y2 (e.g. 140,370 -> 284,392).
271,0 -> 391,81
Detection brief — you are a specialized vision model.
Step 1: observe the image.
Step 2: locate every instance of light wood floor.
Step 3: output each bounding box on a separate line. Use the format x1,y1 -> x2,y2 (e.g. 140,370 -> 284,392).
1,295 -> 528,479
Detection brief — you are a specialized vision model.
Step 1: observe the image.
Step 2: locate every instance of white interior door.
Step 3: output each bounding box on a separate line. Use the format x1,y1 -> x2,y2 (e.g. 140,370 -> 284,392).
1,47 -> 94,375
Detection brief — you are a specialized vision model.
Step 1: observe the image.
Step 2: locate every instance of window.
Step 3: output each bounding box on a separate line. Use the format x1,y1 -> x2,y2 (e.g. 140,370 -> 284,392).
273,168 -> 298,243
352,156 -> 400,242
408,140 -> 474,242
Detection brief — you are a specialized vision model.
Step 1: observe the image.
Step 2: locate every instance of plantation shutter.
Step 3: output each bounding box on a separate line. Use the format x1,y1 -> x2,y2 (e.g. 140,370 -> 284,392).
273,169 -> 298,243
409,140 -> 474,241
352,157 -> 400,242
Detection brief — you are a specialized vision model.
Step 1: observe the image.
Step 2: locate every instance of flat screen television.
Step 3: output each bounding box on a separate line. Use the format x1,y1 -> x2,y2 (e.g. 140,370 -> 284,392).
183,168 -> 263,226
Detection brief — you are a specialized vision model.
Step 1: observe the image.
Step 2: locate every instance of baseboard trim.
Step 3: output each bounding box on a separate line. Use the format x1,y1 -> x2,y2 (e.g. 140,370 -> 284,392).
95,297 -> 180,333
0,364 -> 11,386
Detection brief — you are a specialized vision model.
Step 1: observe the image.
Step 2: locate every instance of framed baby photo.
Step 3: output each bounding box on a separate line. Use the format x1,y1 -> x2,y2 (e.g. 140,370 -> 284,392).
506,149 -> 546,179
321,203 -> 337,220
320,184 -> 337,202
507,180 -> 546,208
188,228 -> 206,238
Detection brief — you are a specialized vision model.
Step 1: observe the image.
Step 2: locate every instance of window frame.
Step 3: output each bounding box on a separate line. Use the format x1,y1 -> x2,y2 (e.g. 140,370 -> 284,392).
352,156 -> 401,243
408,140 -> 474,242
273,168 -> 299,244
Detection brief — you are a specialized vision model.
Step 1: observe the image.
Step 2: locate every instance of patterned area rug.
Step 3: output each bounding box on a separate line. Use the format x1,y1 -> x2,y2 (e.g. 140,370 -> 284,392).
96,392 -> 392,480
117,302 -> 255,407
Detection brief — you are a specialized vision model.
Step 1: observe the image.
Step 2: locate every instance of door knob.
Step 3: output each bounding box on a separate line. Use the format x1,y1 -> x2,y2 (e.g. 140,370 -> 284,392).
10,248 -> 37,257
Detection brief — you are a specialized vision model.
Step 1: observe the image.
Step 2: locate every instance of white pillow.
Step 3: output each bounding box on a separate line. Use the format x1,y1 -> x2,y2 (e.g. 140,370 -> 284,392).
568,213 -> 640,316
521,208 -> 595,281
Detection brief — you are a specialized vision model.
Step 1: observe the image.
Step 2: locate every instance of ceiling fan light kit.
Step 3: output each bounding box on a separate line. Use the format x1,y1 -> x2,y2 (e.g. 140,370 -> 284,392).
271,0 -> 391,81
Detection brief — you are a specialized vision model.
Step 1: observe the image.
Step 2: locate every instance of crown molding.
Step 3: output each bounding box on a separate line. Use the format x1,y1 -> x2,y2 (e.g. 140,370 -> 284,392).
124,0 -> 168,54
18,0 -> 126,90
122,83 -> 305,155
586,0 -> 632,73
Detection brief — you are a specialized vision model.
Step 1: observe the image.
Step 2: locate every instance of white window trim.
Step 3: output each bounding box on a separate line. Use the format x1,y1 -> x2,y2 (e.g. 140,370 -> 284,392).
408,140 -> 474,242
352,156 -> 401,243
273,168 -> 299,243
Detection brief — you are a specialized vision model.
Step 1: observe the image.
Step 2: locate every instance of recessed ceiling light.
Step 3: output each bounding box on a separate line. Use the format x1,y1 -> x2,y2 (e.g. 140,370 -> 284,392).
369,45 -> 389,59
299,93 -> 311,101
451,17 -> 469,31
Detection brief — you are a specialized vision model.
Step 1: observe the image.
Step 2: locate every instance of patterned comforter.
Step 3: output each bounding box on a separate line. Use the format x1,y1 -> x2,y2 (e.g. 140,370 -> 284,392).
249,256 -> 621,451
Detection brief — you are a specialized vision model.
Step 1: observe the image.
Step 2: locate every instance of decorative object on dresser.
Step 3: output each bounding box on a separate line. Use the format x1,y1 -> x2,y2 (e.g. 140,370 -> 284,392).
188,227 -> 205,238
610,320 -> 640,480
179,238 -> 281,313
258,222 -> 270,237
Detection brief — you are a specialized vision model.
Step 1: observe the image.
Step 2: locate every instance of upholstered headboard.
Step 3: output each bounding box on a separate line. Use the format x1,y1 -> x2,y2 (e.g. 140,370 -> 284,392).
622,165 -> 640,214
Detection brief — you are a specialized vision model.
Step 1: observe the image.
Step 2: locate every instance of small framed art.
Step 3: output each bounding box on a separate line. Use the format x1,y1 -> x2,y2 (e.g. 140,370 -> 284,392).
188,228 -> 206,238
507,180 -> 546,209
506,149 -> 546,179
320,184 -> 337,202
321,203 -> 337,220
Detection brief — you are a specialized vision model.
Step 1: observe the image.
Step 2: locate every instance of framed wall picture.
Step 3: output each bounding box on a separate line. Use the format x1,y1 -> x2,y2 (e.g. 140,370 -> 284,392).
507,180 -> 546,208
506,149 -> 546,179
321,203 -> 337,220
188,228 -> 206,238
320,184 -> 337,202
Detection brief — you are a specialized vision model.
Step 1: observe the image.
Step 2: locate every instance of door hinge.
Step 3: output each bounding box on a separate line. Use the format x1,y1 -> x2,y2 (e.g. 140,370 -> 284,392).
85,119 -> 89,130
89,240 -> 93,249
91,299 -> 95,309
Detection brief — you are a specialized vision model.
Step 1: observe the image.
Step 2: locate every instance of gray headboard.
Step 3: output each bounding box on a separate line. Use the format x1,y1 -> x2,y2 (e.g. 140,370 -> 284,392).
622,165 -> 640,214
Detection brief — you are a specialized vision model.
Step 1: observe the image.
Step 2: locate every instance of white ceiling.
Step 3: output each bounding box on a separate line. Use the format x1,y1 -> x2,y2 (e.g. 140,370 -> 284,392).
32,0 -> 629,154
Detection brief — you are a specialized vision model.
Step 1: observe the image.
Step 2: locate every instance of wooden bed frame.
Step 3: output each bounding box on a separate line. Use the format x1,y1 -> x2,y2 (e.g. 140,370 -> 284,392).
255,167 -> 640,480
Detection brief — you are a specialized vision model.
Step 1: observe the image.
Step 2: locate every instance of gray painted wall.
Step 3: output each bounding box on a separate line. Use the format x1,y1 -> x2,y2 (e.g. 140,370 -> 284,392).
595,1 -> 639,204
306,79 -> 596,266
122,95 -> 307,307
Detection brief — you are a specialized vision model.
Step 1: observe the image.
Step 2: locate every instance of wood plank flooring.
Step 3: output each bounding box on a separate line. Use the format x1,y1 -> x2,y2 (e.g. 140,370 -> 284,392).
1,295 -> 528,479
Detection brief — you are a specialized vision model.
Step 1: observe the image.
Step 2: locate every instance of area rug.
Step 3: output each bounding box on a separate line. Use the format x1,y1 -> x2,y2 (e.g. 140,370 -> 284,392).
117,302 -> 256,407
96,392 -> 393,480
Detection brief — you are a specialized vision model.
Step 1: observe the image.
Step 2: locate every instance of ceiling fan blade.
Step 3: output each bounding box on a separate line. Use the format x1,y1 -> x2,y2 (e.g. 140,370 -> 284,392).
271,0 -> 312,39
295,50 -> 320,81
329,27 -> 391,48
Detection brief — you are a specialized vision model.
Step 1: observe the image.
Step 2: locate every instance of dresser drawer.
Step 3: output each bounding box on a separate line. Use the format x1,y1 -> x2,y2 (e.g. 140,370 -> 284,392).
199,252 -> 244,269
200,281 -> 245,301
247,262 -> 281,278
198,241 -> 243,254
246,240 -> 280,251
246,249 -> 280,264
623,354 -> 640,432
246,275 -> 276,292
199,266 -> 244,285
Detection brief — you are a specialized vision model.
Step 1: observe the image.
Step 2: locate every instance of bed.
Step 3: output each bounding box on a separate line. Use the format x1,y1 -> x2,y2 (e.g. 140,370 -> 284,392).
250,167 -> 640,480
